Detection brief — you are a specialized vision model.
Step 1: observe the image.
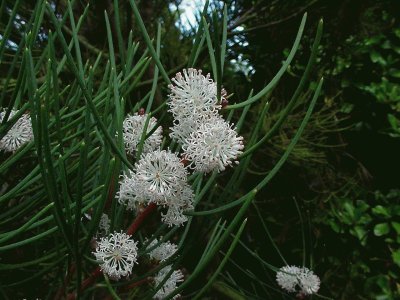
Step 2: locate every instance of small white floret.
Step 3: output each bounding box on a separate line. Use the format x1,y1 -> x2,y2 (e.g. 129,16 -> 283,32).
168,68 -> 223,121
182,116 -> 244,173
147,238 -> 178,262
276,265 -> 320,295
298,267 -> 321,295
93,231 -> 138,280
117,149 -> 189,211
0,109 -> 33,152
153,266 -> 184,299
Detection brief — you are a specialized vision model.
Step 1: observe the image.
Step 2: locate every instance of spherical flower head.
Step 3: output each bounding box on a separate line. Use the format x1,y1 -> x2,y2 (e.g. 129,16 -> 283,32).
182,116 -> 244,173
161,183 -> 194,227
276,265 -> 302,293
132,149 -> 188,204
276,265 -> 321,295
298,268 -> 320,295
154,266 -> 184,300
93,231 -> 138,280
123,113 -> 162,155
0,109 -> 33,152
147,238 -> 178,262
168,68 -> 224,121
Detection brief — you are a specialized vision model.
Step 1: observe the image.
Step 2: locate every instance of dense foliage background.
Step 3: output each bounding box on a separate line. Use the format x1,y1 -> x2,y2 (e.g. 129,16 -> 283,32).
0,0 -> 399,299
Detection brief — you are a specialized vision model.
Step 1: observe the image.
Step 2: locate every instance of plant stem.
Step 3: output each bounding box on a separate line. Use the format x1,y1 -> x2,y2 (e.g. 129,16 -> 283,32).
66,203 -> 157,298
127,203 -> 157,235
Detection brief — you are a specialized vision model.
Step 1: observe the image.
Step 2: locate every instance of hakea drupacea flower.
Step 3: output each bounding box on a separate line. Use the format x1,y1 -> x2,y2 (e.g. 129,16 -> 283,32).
298,268 -> 321,295
123,113 -> 162,155
118,149 -> 188,204
168,68 -> 223,121
93,231 -> 138,280
276,265 -> 320,295
168,68 -> 227,144
167,68 -> 244,172
0,109 -> 33,152
182,115 -> 244,173
147,238 -> 178,262
153,266 -> 184,300
131,149 -> 188,204
101,68 -> 245,293
117,149 -> 194,226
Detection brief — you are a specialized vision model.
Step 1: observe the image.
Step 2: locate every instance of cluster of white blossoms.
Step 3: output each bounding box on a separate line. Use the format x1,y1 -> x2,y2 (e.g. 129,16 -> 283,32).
123,113 -> 162,155
146,238 -> 183,299
147,238 -> 178,262
168,68 -> 244,173
276,265 -> 320,296
182,116 -> 244,173
102,68 -> 245,290
93,231 -> 138,280
117,149 -> 194,226
154,266 -> 184,300
168,69 -> 222,125
0,109 -> 33,152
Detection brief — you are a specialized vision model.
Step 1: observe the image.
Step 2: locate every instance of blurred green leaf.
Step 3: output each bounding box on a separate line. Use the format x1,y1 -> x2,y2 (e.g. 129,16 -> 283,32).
391,222 -> 400,235
374,223 -> 390,236
372,205 -> 391,218
392,249 -> 400,267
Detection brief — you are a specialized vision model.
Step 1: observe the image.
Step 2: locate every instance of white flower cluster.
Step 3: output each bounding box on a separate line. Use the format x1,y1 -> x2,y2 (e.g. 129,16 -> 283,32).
168,68 -> 244,173
0,109 -> 33,152
168,69 -> 222,131
123,113 -> 162,155
117,149 -> 194,226
276,265 -> 320,295
146,238 -> 183,299
100,69 -> 246,290
154,266 -> 184,300
147,238 -> 178,262
93,231 -> 138,280
182,116 -> 244,173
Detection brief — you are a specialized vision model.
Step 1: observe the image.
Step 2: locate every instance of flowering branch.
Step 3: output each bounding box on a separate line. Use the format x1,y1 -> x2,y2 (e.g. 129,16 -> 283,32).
66,203 -> 157,299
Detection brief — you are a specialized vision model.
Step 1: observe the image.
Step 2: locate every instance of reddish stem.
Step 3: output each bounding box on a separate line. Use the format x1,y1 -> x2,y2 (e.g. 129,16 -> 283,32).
126,202 -> 157,235
55,264 -> 76,300
81,267 -> 103,290
66,267 -> 102,300
67,203 -> 157,298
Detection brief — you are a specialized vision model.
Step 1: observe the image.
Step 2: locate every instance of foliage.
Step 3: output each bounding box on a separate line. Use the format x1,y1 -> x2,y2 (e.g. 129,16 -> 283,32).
0,0 -> 324,299
316,189 -> 400,299
329,12 -> 400,137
